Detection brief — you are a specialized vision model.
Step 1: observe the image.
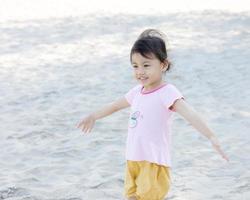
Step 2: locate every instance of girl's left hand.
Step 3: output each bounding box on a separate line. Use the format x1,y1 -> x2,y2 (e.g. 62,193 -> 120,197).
210,136 -> 230,162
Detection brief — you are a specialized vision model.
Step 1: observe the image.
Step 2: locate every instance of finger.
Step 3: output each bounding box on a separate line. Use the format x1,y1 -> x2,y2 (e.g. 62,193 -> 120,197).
224,156 -> 229,162
222,153 -> 229,162
89,127 -> 93,133
82,125 -> 86,133
89,125 -> 94,133
83,126 -> 88,133
77,121 -> 84,129
84,126 -> 89,133
210,141 -> 228,161
87,124 -> 93,133
82,123 -> 88,132
85,125 -> 92,134
87,125 -> 93,133
215,147 -> 229,162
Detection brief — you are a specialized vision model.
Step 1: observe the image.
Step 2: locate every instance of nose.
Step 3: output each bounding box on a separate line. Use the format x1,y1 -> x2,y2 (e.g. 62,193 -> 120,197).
137,68 -> 145,75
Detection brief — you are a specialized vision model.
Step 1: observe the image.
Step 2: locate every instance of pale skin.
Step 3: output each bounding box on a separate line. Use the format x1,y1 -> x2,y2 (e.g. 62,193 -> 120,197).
76,53 -> 229,200
76,96 -> 229,162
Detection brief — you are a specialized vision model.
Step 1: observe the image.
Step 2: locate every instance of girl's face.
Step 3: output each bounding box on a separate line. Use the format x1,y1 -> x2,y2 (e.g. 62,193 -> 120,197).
131,53 -> 168,90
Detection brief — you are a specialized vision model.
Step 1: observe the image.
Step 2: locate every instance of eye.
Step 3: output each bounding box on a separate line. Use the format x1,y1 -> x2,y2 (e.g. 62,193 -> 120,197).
144,64 -> 150,67
132,65 -> 138,68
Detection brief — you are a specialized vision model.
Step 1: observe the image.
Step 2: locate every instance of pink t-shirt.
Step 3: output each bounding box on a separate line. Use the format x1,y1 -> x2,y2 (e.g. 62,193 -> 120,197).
125,83 -> 185,168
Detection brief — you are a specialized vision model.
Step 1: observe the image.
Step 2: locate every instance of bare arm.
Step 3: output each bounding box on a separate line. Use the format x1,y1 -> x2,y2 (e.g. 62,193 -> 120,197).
172,98 -> 229,162
91,97 -> 130,120
76,97 -> 130,133
172,99 -> 215,139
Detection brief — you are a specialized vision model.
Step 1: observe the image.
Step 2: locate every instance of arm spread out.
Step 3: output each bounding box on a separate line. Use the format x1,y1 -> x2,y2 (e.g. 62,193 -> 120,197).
173,99 -> 215,140
92,97 -> 130,120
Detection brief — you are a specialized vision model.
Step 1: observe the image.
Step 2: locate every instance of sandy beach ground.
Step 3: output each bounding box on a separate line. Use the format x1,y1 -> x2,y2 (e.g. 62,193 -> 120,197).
0,6 -> 250,200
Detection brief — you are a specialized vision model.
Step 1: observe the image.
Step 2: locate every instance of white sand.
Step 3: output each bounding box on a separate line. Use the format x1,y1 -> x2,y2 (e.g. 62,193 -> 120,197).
0,10 -> 250,200
1,0 -> 250,21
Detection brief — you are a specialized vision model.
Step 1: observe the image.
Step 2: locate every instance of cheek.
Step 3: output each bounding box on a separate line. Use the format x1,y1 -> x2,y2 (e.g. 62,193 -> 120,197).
153,70 -> 163,77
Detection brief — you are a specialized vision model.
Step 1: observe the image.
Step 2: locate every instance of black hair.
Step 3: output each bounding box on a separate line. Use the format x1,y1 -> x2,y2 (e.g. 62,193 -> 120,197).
130,29 -> 172,72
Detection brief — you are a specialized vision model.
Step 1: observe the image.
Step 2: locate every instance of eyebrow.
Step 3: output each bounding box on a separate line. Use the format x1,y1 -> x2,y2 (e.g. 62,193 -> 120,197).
132,61 -> 150,65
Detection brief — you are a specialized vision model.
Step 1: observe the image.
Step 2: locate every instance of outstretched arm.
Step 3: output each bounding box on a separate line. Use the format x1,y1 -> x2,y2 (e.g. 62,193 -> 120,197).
172,98 -> 229,162
76,97 -> 130,133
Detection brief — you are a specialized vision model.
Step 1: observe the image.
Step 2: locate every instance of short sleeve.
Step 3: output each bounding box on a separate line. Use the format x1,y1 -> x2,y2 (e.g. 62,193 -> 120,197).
160,84 -> 185,112
125,85 -> 141,105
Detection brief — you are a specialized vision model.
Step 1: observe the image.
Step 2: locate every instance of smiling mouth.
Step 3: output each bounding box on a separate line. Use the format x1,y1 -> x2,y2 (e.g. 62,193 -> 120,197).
138,77 -> 148,80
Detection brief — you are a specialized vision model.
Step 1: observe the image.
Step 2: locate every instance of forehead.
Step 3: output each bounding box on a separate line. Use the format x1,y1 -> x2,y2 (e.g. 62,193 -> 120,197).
131,53 -> 157,63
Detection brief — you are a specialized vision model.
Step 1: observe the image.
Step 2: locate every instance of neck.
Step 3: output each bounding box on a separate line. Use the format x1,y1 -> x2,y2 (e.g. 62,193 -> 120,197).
143,81 -> 165,91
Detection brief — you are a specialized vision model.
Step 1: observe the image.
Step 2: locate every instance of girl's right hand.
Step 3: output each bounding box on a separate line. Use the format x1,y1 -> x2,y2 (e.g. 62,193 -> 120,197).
76,114 -> 96,134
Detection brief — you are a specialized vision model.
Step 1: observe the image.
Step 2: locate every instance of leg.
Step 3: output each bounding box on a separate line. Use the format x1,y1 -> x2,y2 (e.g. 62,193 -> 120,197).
136,161 -> 171,200
124,161 -> 139,200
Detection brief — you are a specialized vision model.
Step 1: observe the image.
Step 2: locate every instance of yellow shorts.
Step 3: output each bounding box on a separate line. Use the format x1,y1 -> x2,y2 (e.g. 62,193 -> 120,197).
124,160 -> 171,200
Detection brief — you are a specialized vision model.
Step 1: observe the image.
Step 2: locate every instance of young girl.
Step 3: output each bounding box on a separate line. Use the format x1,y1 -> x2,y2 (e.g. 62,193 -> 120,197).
76,29 -> 229,200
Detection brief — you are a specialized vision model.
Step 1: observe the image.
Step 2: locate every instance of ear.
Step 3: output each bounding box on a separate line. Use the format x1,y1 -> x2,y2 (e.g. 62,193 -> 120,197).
161,60 -> 168,72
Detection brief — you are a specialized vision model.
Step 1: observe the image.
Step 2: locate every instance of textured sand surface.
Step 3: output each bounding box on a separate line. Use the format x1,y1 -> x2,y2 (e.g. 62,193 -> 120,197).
0,11 -> 250,200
